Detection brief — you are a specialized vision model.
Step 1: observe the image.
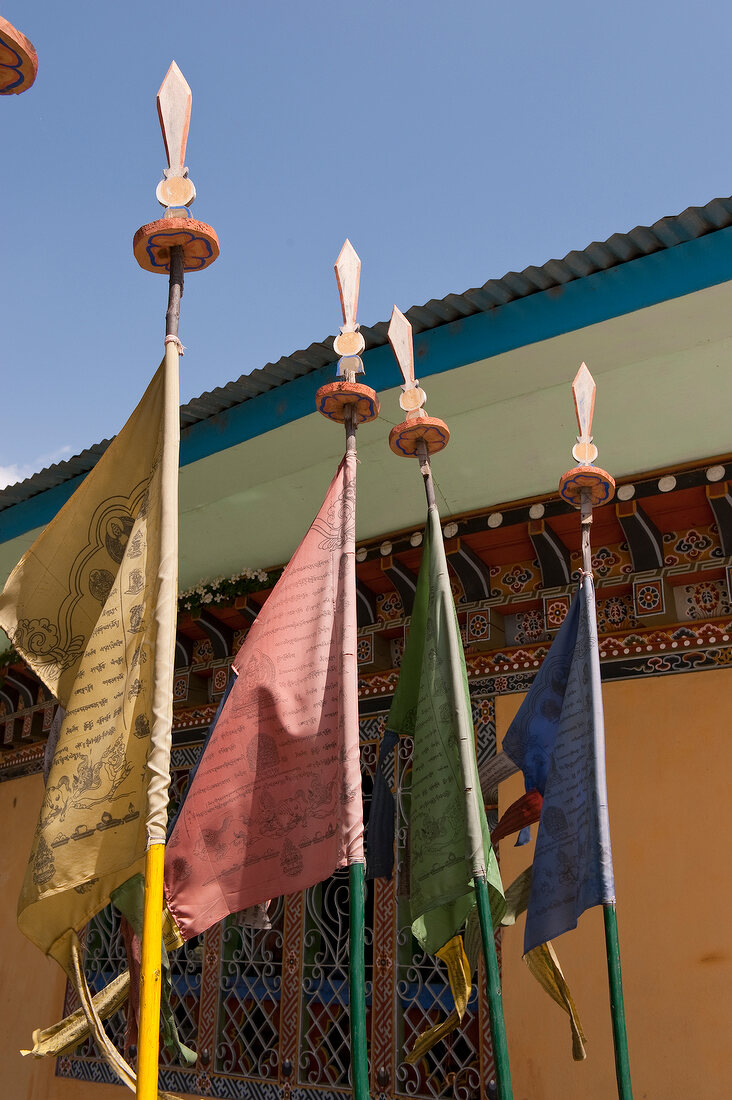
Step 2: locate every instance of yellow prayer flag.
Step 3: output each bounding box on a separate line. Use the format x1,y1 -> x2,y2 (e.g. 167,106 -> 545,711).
0,352 -> 179,973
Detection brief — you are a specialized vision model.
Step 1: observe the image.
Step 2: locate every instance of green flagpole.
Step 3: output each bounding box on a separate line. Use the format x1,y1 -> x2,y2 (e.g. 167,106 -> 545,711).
349,859 -> 370,1100
416,436 -> 513,1100
345,402 -> 370,1100
386,304 -> 513,1100
559,364 -> 633,1100
315,241 -> 379,1100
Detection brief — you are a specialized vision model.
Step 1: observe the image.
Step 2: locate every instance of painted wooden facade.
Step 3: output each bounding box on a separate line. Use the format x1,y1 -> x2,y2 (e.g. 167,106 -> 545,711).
3,194 -> 732,1098
1,448 -> 731,1099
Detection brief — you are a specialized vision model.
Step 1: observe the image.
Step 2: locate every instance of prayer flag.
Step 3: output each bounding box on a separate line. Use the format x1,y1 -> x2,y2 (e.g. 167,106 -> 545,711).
0,357 -> 179,972
365,728 -> 398,880
503,576 -> 615,954
383,506 -> 504,954
164,453 -> 363,941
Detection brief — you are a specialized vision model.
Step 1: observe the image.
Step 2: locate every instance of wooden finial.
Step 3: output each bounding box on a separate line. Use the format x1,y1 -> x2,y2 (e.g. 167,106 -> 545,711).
571,363 -> 598,464
155,62 -> 196,209
133,63 -> 219,275
386,305 -> 449,458
559,362 -> 614,507
315,240 -> 379,424
0,16 -> 38,94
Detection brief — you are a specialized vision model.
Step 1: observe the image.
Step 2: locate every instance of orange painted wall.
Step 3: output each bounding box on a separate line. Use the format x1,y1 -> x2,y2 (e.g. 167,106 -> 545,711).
496,668 -> 732,1100
0,772 -> 200,1100
3,668 -> 730,1098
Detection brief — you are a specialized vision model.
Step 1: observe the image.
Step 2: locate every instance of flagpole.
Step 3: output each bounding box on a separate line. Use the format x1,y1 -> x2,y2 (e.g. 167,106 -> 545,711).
385,306 -> 513,1100
132,63 -> 220,1100
315,241 -> 379,1100
559,365 -> 632,1100
345,403 -> 370,1100
415,438 -> 513,1100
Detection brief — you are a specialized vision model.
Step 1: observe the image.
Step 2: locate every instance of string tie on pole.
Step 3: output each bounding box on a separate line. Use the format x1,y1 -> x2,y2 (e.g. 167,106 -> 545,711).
164,334 -> 185,355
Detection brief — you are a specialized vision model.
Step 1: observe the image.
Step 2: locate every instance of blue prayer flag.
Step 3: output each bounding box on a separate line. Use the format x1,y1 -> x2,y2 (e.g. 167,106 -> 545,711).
503,577 -> 615,954
366,728 -> 399,880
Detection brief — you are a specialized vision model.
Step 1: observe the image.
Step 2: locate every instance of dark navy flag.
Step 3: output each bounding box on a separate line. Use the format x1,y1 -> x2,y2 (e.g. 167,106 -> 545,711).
503,577 -> 615,954
366,728 -> 399,880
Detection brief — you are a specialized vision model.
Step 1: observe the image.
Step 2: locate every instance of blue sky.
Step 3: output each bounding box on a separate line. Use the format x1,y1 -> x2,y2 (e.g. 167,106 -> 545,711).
1,0 -> 730,485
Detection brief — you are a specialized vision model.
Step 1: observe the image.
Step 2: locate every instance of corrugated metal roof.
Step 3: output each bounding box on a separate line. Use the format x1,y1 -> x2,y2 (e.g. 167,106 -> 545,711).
3,194 -> 732,513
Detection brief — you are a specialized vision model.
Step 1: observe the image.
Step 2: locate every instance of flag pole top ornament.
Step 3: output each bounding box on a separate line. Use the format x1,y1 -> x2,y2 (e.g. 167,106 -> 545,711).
558,362 -> 615,507
0,16 -> 38,94
133,61 -> 219,275
387,305 -> 449,457
315,239 -> 380,424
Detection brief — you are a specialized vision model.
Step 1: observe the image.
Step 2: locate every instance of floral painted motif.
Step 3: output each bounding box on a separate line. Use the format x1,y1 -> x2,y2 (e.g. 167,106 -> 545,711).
683,580 -> 732,620
512,608 -> 548,645
467,612 -> 490,640
596,595 -> 636,631
635,582 -> 662,614
544,596 -> 570,630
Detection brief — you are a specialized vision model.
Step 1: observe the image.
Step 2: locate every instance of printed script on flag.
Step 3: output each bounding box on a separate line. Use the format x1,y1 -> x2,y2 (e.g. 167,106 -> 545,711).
378,507 -> 504,955
0,360 -> 178,971
503,578 -> 615,954
165,452 -> 363,942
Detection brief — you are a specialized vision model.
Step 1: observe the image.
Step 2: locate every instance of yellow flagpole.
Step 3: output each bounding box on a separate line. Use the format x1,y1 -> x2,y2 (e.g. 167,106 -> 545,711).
132,59 -> 219,1096
137,843 -> 167,1100
135,323 -> 181,1100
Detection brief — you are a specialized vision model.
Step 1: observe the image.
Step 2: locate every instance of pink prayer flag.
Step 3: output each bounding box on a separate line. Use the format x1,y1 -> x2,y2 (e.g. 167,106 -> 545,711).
165,454 -> 363,941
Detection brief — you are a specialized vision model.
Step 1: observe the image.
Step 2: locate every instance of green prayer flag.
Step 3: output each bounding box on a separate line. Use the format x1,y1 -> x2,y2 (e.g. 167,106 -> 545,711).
392,507 -> 504,954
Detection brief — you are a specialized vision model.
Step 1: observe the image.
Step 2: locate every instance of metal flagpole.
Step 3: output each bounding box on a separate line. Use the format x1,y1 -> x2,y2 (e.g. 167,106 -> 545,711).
558,364 -> 633,1100
315,241 -> 379,1100
386,307 -> 513,1100
132,62 -> 220,1100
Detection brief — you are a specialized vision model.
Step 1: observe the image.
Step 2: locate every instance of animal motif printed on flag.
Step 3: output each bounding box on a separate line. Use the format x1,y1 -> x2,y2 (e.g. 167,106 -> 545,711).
165,453 -> 363,942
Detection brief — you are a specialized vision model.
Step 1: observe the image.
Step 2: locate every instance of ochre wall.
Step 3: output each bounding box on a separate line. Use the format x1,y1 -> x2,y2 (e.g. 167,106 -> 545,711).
496,668 -> 732,1100
0,772 -> 128,1100
3,667 -> 730,1099
0,773 -> 203,1100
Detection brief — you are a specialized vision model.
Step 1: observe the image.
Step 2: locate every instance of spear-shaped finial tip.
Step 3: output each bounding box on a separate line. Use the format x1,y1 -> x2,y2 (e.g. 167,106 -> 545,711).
156,60 -> 196,209
335,240 -> 362,332
558,361 -> 615,508
571,362 -> 597,465
387,306 -> 416,389
333,240 -> 366,361
315,240 -> 379,424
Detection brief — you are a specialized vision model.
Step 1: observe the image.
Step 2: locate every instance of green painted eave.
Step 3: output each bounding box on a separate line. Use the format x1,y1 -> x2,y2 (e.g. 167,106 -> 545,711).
0,277 -> 729,592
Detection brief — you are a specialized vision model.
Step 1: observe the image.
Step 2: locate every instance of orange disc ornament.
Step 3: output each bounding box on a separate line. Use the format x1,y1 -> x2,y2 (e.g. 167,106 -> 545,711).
315,381 -> 380,424
389,415 -> 450,458
558,463 -> 615,508
133,218 -> 219,273
0,17 -> 38,94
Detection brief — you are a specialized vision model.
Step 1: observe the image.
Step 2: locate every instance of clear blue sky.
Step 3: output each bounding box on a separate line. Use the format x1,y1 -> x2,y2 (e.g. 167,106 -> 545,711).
1,0 -> 730,485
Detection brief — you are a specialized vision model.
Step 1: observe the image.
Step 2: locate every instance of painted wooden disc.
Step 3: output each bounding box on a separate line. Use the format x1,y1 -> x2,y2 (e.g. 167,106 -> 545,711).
558,464 -> 615,507
133,218 -> 219,273
333,331 -> 365,356
156,176 -> 197,208
0,17 -> 38,94
389,416 -> 450,457
315,382 -> 380,424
